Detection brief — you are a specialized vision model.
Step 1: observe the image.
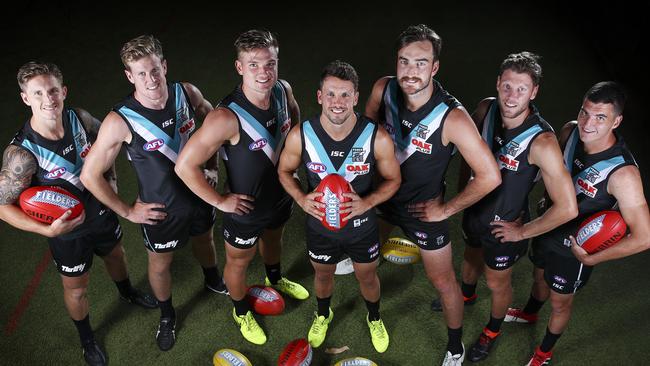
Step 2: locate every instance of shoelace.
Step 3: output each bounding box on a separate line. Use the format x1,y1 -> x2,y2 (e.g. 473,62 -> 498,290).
311,314 -> 327,332
242,313 -> 260,332
369,320 -> 386,339
532,352 -> 550,366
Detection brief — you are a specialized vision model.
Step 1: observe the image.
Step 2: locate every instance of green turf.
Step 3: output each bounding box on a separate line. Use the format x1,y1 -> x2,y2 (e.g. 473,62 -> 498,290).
1,3 -> 649,366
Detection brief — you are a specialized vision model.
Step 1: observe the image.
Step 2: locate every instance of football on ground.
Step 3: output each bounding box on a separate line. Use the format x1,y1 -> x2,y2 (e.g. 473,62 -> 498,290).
247,285 -> 285,316
315,173 -> 352,231
277,338 -> 312,366
18,186 -> 84,224
213,349 -> 252,366
381,237 -> 421,264
576,210 -> 627,254
333,357 -> 378,366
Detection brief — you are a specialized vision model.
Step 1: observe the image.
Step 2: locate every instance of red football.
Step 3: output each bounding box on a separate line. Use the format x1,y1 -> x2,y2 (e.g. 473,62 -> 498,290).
314,174 -> 352,231
247,285 -> 285,316
18,186 -> 84,224
576,210 -> 627,254
277,338 -> 312,366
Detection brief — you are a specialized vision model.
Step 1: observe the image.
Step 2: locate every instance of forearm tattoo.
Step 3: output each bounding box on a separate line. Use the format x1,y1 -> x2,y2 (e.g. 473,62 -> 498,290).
0,146 -> 36,205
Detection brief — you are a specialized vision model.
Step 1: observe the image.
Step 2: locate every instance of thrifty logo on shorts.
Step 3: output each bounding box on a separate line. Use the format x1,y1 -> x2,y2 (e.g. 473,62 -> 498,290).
154,240 -> 179,249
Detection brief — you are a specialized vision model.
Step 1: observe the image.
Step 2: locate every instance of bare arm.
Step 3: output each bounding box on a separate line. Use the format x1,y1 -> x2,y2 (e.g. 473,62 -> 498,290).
536,121 -> 576,215
458,98 -> 492,192
280,80 -> 301,127
75,108 -> 118,193
277,125 -> 324,220
182,82 -> 214,123
571,165 -> 650,265
79,112 -> 166,224
0,145 -> 83,236
491,132 -> 578,242
175,107 -> 254,215
364,77 -> 390,122
341,126 -> 401,220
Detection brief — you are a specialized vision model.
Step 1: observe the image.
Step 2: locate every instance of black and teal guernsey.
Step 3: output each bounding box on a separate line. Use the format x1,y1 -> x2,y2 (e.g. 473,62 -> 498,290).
114,82 -> 201,210
219,82 -> 293,224
542,126 -> 636,254
301,113 -> 378,239
379,78 -> 461,216
463,99 -> 553,235
11,108 -> 106,238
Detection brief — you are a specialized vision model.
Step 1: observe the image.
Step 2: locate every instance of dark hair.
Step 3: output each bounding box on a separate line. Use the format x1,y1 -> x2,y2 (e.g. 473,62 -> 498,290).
319,60 -> 359,91
234,29 -> 279,57
17,61 -> 64,91
499,52 -> 543,85
584,81 -> 627,115
395,24 -> 442,61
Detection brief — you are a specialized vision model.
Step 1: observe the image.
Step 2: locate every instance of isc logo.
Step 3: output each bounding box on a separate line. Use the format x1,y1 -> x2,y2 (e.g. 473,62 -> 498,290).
306,162 -> 326,173
143,138 -> 165,151
45,167 -> 67,179
179,119 -> 195,134
249,138 -> 268,151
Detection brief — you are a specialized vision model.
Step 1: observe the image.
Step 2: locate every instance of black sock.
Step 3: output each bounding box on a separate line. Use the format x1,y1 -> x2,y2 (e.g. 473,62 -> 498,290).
72,314 -> 94,345
265,263 -> 282,284
364,298 -> 380,321
461,282 -> 477,299
202,266 -> 222,287
115,278 -> 134,298
486,315 -> 504,334
232,298 -> 250,316
523,294 -> 546,315
540,327 -> 562,353
316,296 -> 331,317
158,296 -> 175,319
447,326 -> 463,355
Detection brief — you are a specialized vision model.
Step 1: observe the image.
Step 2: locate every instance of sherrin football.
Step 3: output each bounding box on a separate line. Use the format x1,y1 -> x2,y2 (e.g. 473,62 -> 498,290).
18,186 -> 83,224
314,173 -> 352,231
277,338 -> 312,366
213,348 -> 252,366
576,210 -> 627,254
247,285 -> 285,316
381,237 -> 421,264
333,357 -> 378,366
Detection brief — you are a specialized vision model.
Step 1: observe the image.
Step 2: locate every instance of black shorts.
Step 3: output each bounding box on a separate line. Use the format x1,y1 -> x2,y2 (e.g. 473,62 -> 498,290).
377,205 -> 450,250
463,230 -> 528,270
142,201 -> 216,253
306,227 -> 380,264
222,196 -> 292,249
530,237 -> 593,294
48,211 -> 123,277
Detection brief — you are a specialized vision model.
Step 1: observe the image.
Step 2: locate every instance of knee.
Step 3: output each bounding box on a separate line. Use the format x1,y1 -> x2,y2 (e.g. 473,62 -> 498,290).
550,297 -> 572,315
486,275 -> 511,294
429,272 -> 457,293
64,285 -> 88,301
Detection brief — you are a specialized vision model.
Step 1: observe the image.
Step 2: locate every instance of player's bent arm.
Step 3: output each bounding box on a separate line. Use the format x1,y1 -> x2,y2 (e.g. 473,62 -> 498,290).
581,166 -> 650,265
75,108 -> 118,193
364,77 -> 390,122
182,82 -> 213,123
521,132 -> 578,238
0,146 -> 80,237
278,126 -> 308,206
362,127 -> 401,208
443,108 -> 501,216
175,108 -> 239,209
458,98 -> 493,192
280,80 -> 301,127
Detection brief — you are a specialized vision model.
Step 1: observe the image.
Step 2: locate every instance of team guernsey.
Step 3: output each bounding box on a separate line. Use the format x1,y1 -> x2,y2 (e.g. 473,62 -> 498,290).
379,77 -> 461,214
541,126 -> 636,255
115,82 -> 202,210
12,108 -> 110,239
463,99 -> 553,237
301,114 -> 378,240
219,82 -> 293,225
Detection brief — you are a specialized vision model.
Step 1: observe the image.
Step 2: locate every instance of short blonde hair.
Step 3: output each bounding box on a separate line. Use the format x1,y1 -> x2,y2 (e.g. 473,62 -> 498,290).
120,35 -> 164,70
17,61 -> 64,92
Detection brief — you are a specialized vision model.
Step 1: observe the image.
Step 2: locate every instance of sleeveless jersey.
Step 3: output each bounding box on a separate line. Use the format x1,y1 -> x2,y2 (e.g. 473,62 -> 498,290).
11,108 -> 104,239
301,114 -> 378,239
379,78 -> 461,212
545,126 -> 636,253
114,82 -> 200,210
219,82 -> 292,223
464,99 -> 553,235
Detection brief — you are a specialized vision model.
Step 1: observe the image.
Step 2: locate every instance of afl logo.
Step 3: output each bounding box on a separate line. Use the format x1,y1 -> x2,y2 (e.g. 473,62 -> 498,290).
143,139 -> 164,151
249,138 -> 267,151
45,167 -> 66,179
306,162 -> 326,173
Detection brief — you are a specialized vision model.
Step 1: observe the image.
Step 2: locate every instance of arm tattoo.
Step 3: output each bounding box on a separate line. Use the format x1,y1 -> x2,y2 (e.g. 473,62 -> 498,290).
0,146 -> 37,204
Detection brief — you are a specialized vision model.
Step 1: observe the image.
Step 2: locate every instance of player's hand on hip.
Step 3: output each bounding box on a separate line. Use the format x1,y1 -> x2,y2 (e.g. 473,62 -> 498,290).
47,209 -> 86,237
299,192 -> 324,220
407,197 -> 447,222
490,219 -> 525,243
569,235 -> 596,266
126,199 -> 167,224
217,193 -> 254,215
340,192 -> 369,221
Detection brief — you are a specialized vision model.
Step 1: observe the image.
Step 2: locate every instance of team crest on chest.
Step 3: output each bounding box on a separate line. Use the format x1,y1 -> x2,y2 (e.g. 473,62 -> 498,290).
411,124 -> 432,154
576,167 -> 600,198
346,147 -> 370,175
177,106 -> 195,135
498,141 -> 521,171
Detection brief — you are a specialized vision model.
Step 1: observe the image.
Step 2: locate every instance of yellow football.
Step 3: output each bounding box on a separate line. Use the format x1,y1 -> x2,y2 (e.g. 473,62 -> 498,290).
333,357 -> 378,366
213,348 -> 252,366
381,237 -> 421,264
